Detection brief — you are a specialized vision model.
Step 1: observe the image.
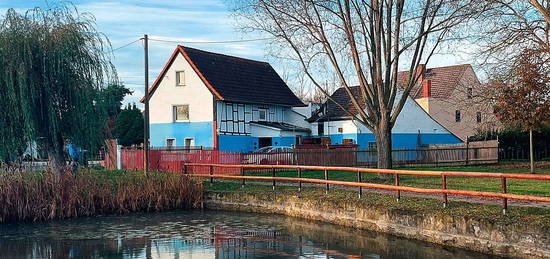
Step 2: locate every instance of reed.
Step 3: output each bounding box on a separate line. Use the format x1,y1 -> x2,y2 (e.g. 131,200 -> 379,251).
0,168 -> 203,223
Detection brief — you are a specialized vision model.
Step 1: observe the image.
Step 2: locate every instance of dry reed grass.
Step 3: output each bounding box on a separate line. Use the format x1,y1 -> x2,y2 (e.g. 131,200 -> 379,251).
0,167 -> 203,223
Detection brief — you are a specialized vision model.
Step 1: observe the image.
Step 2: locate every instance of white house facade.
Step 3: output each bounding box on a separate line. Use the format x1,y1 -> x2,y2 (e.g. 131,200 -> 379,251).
145,46 -> 308,152
307,87 -> 463,150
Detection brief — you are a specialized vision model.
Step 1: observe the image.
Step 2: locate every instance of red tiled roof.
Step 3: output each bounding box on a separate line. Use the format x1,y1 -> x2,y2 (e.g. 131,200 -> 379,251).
397,64 -> 472,99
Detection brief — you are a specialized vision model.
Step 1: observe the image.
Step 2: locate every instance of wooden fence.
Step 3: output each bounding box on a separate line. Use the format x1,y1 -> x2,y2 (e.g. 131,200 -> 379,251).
188,163 -> 550,214
113,141 -> 499,172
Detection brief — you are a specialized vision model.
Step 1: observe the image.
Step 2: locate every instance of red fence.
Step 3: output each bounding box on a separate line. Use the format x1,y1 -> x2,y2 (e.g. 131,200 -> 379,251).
119,148 -> 241,174
114,144 -> 499,173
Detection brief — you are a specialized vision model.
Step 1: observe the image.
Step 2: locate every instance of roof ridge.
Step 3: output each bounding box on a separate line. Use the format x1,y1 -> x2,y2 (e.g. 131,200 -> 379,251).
398,63 -> 471,73
179,45 -> 268,65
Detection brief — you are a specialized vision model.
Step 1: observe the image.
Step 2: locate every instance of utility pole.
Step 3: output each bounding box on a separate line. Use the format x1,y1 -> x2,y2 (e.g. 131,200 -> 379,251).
143,34 -> 150,174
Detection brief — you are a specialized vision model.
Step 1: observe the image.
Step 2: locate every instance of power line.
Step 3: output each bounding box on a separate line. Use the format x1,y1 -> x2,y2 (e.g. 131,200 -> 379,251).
148,36 -> 274,44
110,38 -> 142,52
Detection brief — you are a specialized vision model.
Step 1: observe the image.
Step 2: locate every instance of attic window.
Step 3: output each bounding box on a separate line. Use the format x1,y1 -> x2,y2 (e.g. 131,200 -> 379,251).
176,71 -> 185,86
476,112 -> 482,123
467,88 -> 473,98
455,110 -> 461,122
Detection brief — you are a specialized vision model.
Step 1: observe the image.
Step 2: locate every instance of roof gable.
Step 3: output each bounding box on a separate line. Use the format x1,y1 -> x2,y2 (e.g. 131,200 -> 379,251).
397,64 -> 472,99
143,46 -> 304,107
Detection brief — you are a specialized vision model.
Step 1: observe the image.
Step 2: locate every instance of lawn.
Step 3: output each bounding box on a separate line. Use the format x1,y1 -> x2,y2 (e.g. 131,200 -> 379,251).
231,164 -> 550,197
205,182 -> 550,229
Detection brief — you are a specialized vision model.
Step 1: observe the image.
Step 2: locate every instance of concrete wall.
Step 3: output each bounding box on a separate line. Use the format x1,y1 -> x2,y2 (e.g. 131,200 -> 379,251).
149,52 -> 214,147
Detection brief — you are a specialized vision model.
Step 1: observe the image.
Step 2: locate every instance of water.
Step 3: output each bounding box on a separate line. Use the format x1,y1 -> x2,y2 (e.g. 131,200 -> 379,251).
0,210 -> 502,259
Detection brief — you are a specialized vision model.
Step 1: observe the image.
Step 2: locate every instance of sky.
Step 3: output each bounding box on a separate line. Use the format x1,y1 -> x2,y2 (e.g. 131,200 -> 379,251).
0,0 -> 473,107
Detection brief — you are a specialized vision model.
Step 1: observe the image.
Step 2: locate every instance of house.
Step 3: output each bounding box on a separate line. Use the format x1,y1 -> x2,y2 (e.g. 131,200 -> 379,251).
145,46 -> 309,152
398,64 -> 499,141
307,86 -> 463,150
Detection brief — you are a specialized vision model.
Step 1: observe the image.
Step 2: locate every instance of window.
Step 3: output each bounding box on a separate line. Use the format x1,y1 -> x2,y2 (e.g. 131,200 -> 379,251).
176,71 -> 185,86
467,88 -> 473,99
173,105 -> 189,122
338,127 -> 343,133
259,109 -> 267,121
318,122 -> 324,136
368,142 -> 377,151
184,138 -> 194,147
166,138 -> 175,148
476,112 -> 482,123
455,110 -> 461,122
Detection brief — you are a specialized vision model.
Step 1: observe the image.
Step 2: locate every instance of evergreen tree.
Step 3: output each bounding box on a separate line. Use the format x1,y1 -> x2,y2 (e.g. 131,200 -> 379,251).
114,104 -> 144,147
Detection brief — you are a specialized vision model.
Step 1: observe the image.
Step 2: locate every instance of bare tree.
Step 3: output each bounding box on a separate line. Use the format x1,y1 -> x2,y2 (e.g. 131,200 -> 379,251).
477,0 -> 550,66
231,0 -> 484,168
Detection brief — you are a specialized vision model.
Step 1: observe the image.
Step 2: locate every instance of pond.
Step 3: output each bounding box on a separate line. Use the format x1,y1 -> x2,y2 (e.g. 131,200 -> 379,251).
0,210 -> 502,258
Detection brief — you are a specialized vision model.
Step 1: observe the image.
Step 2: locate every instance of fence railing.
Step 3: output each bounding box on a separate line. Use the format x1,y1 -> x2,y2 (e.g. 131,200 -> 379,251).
187,163 -> 550,214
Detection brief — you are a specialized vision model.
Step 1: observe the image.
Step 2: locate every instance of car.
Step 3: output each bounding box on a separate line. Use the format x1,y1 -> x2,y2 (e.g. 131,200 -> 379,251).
242,146 -> 294,165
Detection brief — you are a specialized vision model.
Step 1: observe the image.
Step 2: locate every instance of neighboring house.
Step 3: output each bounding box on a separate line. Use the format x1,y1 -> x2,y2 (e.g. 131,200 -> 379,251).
398,64 -> 499,141
145,46 -> 309,152
307,86 -> 462,150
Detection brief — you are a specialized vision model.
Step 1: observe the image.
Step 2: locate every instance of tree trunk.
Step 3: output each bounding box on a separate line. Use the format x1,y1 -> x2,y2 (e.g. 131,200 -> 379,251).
375,120 -> 393,170
46,134 -> 65,174
529,129 -> 534,174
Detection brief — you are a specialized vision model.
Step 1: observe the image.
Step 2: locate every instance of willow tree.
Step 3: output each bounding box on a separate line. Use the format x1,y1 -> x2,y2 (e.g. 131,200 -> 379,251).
0,6 -> 116,172
232,0 -> 485,168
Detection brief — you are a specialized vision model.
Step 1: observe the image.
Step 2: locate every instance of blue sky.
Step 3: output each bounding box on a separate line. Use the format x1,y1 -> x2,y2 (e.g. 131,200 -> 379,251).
0,0 -> 471,106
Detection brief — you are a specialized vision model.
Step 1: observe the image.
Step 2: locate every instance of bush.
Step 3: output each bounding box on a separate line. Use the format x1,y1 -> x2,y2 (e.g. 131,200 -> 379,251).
0,168 -> 203,223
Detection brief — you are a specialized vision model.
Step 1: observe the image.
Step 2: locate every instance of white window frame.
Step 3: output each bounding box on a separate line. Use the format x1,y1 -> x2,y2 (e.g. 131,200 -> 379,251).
175,70 -> 185,86
184,137 -> 195,147
166,138 -> 176,147
173,104 -> 190,122
258,109 -> 267,121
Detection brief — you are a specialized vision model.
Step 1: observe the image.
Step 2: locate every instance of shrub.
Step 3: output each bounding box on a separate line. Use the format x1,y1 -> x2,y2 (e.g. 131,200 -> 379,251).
0,168 -> 203,223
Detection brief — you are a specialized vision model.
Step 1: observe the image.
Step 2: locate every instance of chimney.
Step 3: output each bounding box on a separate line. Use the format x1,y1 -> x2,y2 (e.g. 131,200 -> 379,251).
416,64 -> 426,82
423,79 -> 431,98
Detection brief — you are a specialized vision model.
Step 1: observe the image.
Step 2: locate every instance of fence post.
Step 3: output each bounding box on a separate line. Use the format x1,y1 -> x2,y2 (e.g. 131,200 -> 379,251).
324,170 -> 329,194
394,173 -> 400,202
298,168 -> 302,192
441,174 -> 448,208
241,167 -> 245,188
209,165 -> 214,184
465,140 -> 469,165
357,170 -> 362,198
272,166 -> 276,190
501,177 -> 507,215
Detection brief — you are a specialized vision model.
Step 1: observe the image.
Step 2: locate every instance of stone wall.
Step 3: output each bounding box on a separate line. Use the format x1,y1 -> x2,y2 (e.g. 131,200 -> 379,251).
205,191 -> 550,259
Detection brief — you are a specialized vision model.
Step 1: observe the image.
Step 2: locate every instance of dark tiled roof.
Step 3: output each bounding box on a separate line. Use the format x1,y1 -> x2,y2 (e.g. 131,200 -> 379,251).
397,64 -> 471,99
307,86 -> 365,122
250,121 -> 311,132
181,46 -> 305,106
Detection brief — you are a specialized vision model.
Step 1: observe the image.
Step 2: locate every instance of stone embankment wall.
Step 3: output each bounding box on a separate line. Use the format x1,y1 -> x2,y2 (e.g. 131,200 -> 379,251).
205,192 -> 549,259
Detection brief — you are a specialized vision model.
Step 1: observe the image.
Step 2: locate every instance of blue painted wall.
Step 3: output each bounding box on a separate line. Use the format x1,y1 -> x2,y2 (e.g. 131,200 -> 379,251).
321,132 -> 461,150
150,122 -> 213,147
219,135 -> 297,153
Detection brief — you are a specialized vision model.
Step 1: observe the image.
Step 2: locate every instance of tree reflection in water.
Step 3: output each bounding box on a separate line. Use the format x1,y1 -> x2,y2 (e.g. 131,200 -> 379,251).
0,210 -> 502,258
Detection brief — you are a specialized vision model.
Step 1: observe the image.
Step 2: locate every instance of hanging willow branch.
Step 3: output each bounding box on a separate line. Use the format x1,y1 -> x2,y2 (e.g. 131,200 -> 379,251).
0,5 -> 117,170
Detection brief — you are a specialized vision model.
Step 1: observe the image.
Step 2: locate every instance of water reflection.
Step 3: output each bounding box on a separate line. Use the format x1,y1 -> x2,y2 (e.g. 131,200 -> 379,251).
0,210 -> 501,258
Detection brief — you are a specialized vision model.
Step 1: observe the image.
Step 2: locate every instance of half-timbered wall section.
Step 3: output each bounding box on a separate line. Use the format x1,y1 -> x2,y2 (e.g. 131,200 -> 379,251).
216,101 -> 286,136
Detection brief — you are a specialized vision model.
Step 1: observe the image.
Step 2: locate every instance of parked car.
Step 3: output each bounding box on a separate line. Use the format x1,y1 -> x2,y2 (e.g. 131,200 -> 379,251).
242,146 -> 294,165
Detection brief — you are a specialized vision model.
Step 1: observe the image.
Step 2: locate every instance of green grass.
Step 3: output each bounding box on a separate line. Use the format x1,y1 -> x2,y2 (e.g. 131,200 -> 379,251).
205,182 -> 550,230
233,165 -> 550,197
